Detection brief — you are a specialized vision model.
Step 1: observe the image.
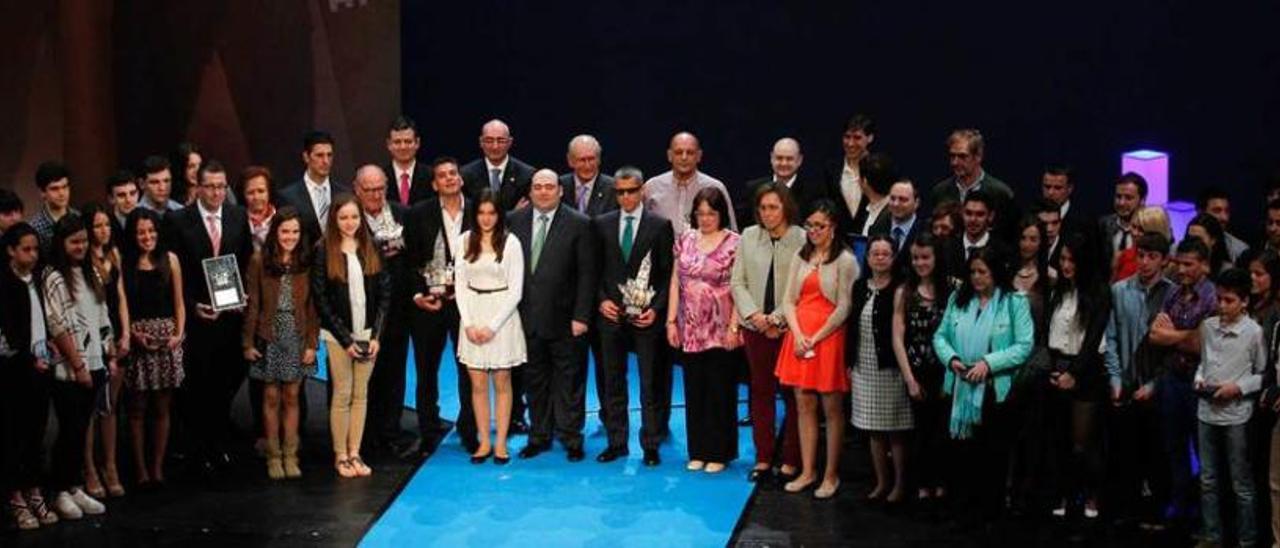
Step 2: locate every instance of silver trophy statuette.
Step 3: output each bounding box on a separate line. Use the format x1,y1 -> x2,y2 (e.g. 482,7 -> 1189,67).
618,251 -> 656,317
421,232 -> 454,296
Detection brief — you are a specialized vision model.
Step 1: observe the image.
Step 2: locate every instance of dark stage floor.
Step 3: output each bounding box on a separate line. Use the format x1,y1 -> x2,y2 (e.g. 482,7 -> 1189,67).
2,380 -> 1199,548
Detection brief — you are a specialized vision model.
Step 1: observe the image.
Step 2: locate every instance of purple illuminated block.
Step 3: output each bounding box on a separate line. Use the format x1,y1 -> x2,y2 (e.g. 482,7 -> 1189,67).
1167,201 -> 1196,243
1122,150 -> 1169,205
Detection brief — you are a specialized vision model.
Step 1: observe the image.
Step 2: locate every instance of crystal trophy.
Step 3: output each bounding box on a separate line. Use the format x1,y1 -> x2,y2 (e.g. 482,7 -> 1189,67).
421,232 -> 454,296
618,251 -> 656,317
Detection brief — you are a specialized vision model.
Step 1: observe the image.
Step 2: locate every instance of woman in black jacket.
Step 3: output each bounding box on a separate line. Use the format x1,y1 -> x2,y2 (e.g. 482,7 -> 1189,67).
1042,234 -> 1112,520
312,195 -> 390,479
848,235 -> 910,503
1,224 -> 58,529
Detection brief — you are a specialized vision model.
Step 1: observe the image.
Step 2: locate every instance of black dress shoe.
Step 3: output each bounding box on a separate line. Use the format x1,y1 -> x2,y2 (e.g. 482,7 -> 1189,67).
470,450 -> 492,464
519,443 -> 549,459
642,449 -> 661,467
737,415 -> 752,427
748,468 -> 772,482
595,446 -> 629,463
493,453 -> 511,466
566,447 -> 585,462
509,419 -> 531,435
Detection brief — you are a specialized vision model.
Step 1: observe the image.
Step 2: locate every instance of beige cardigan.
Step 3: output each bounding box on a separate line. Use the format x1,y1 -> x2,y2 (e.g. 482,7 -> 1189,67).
780,248 -> 858,343
729,224 -> 807,328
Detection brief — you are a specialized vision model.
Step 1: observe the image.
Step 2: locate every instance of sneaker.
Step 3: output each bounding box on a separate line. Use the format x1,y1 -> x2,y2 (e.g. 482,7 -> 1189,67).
1051,505 -> 1067,518
1083,501 -> 1099,519
26,493 -> 57,526
52,492 -> 82,520
69,488 -> 106,515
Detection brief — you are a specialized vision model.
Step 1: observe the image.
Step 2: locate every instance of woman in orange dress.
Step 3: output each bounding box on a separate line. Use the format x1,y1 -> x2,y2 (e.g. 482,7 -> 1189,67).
775,200 -> 858,499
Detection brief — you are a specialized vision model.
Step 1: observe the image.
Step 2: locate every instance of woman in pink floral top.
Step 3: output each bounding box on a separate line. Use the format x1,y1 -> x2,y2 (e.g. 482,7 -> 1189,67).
666,188 -> 743,473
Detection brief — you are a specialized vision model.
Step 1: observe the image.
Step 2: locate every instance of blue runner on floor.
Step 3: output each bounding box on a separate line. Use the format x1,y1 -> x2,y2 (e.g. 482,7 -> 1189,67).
359,343 -> 755,547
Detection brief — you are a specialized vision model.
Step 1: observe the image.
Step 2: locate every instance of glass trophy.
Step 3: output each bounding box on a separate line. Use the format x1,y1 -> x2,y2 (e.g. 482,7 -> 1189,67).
618,250 -> 656,317
202,254 -> 246,311
421,232 -> 454,296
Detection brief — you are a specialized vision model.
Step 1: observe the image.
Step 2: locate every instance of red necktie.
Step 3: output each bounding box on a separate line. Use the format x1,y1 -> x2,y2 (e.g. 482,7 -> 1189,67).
399,172 -> 411,206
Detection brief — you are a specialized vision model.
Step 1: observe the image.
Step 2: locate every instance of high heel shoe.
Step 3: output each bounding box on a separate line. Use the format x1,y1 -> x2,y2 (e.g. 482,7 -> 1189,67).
470,450 -> 492,464
493,453 -> 510,466
103,468 -> 125,497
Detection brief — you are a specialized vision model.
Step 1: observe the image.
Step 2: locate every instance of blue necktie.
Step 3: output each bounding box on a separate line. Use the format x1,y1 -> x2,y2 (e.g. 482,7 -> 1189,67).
490,168 -> 502,193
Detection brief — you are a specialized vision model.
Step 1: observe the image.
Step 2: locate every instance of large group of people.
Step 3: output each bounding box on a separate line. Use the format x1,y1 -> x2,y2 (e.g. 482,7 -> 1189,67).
3,114 -> 1280,548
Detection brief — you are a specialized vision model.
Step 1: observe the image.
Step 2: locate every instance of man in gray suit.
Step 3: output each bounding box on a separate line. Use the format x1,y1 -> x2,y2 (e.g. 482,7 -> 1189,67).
511,169 -> 597,462
559,135 -> 617,217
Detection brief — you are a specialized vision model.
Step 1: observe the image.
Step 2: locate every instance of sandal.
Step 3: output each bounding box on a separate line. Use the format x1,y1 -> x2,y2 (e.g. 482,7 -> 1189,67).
7,500 -> 39,530
335,458 -> 358,478
349,456 -> 372,477
26,494 -> 57,526
104,468 -> 125,497
84,470 -> 106,499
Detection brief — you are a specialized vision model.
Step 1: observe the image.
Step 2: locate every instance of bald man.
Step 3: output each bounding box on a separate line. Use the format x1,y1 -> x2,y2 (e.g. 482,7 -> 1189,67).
509,169 -> 597,461
644,132 -> 737,235
353,165 -> 417,455
460,119 -> 537,212
738,137 -> 816,228
559,135 -> 617,217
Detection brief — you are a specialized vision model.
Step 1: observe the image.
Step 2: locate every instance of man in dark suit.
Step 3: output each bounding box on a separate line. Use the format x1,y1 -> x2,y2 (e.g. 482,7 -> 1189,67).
509,169 -> 597,462
944,188 -> 1011,272
593,166 -> 674,467
559,134 -> 617,217
822,114 -> 875,239
1040,164 -> 1102,267
869,179 -> 923,276
164,160 -> 254,472
739,137 -> 819,228
1098,173 -> 1148,273
384,115 -> 434,207
353,165 -> 415,457
928,129 -> 1018,240
278,130 -> 352,242
1032,197 -> 1067,271
460,119 -> 536,212
849,152 -> 895,238
403,157 -> 479,456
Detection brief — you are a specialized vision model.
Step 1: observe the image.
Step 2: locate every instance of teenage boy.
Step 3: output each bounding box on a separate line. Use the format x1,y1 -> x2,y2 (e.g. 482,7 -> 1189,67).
1193,268 -> 1266,548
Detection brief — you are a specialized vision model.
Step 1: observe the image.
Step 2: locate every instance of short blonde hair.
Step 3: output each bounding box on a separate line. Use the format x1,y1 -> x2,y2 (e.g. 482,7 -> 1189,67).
1134,206 -> 1172,241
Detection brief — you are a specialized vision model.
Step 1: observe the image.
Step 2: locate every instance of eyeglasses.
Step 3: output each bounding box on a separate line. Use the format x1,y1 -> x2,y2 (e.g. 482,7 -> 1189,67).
615,187 -> 642,195
481,137 -> 511,145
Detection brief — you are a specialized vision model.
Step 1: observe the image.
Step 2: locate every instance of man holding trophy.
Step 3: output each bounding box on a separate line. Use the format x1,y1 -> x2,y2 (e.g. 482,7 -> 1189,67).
404,157 -> 478,457
591,167 -> 675,466
164,160 -> 253,473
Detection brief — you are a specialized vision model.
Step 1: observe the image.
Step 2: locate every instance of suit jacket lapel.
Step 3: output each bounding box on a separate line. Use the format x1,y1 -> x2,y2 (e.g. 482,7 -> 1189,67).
627,214 -> 657,272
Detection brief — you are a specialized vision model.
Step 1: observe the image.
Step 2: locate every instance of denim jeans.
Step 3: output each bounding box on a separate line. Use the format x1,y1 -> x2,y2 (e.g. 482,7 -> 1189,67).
1158,374 -> 1198,519
1198,421 -> 1256,546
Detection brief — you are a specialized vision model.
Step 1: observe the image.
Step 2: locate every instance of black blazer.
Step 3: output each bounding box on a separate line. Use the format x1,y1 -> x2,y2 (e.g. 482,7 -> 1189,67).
558,173 -> 618,217
944,233 -> 1012,276
0,267 -> 44,369
278,178 -> 354,243
163,203 -> 254,311
1046,284 -> 1113,396
737,174 -> 821,229
509,206 -> 597,338
310,241 -> 391,348
404,197 -> 475,296
460,156 -> 536,213
384,162 -> 435,206
593,209 -> 675,318
846,278 -> 899,369
821,160 -> 865,238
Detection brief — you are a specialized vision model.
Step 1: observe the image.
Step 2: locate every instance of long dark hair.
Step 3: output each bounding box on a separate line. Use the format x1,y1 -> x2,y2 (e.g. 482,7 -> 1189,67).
80,202 -> 117,254
1242,248 -> 1280,316
904,232 -> 952,304
122,207 -> 172,296
49,214 -> 105,304
798,199 -> 848,265
954,245 -> 1013,308
1187,213 -> 1229,277
263,206 -> 310,276
464,189 -> 508,263
1049,233 -> 1104,327
1016,213 -> 1051,296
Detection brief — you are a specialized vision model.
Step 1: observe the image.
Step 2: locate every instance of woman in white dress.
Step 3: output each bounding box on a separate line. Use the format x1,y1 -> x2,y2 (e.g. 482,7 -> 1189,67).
455,190 -> 526,465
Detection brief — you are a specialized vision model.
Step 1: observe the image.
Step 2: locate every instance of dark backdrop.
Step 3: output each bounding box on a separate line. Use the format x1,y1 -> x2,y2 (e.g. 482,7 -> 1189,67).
403,1 -> 1280,234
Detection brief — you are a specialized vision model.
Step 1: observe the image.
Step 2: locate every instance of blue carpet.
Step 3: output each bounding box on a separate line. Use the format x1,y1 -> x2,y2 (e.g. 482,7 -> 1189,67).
359,342 -> 756,548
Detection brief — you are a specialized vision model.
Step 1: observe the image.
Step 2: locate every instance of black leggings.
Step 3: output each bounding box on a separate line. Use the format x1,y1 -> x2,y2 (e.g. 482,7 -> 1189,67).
0,364 -> 51,492
51,380 -> 93,492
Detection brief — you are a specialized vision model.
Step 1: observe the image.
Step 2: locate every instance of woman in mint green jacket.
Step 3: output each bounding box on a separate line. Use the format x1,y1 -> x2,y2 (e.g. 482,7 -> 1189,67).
932,246 -> 1033,523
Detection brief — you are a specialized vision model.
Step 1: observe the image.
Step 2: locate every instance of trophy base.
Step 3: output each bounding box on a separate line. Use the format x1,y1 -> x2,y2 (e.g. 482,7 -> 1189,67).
624,305 -> 644,318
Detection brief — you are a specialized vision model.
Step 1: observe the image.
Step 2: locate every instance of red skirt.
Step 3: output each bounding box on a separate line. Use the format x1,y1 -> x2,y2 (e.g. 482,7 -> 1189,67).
774,269 -> 849,393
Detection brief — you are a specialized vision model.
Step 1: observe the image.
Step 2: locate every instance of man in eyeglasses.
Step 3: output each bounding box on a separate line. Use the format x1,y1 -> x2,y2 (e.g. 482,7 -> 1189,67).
928,129 -> 1017,240
460,119 -> 536,213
